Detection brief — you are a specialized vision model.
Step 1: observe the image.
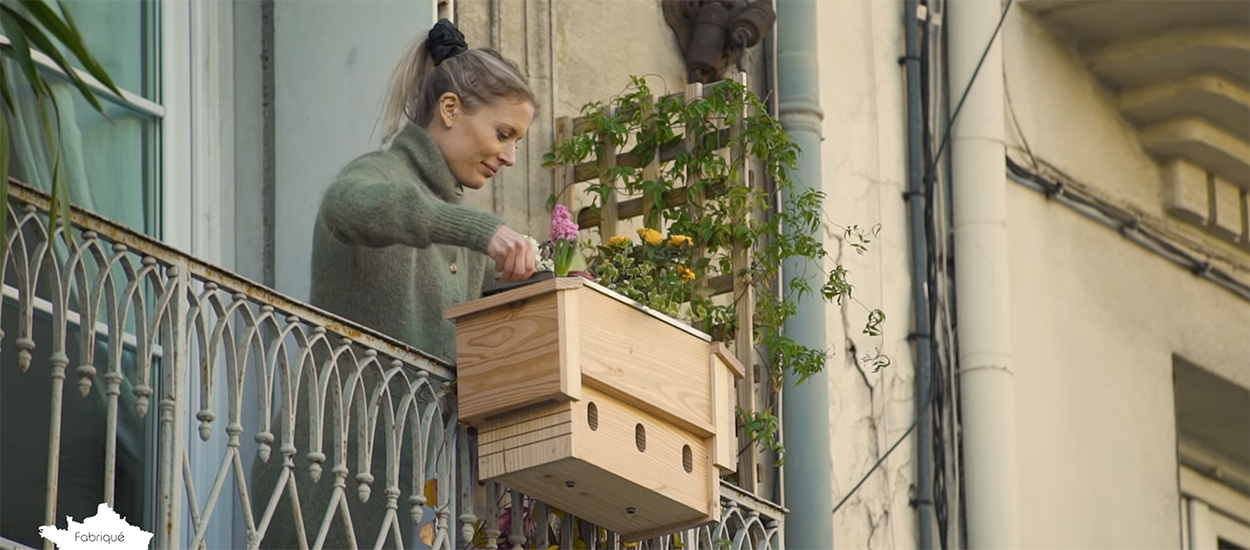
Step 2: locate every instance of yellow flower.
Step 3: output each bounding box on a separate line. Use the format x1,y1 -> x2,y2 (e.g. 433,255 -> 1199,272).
608,235 -> 631,247
637,227 -> 663,246
667,234 -> 693,247
676,264 -> 696,281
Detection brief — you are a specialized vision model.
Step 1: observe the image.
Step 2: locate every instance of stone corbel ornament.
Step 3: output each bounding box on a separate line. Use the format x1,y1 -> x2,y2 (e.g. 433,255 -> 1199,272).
663,0 -> 777,84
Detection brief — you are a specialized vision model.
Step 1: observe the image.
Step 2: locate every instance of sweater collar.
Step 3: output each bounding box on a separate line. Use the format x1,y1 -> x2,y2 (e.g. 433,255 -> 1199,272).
391,123 -> 466,202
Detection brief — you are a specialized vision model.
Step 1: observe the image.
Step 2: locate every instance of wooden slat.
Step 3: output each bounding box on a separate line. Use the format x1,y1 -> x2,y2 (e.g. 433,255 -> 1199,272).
555,117 -> 576,209
557,289 -> 583,402
684,82 -> 711,335
503,434 -> 575,475
577,290 -> 716,437
454,292 -> 568,424
582,279 -> 713,342
568,80 -> 737,135
599,105 -> 620,243
484,386 -> 717,538
575,181 -> 732,231
478,408 -> 573,445
711,352 -> 738,474
571,129 -> 732,184
443,276 -> 584,320
711,342 -> 746,379
479,421 -> 574,456
727,72 -> 759,494
573,386 -> 712,514
641,94 -> 659,227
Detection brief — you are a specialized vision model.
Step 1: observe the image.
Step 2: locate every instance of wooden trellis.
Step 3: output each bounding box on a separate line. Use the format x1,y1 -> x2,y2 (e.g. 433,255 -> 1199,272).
552,73 -> 769,495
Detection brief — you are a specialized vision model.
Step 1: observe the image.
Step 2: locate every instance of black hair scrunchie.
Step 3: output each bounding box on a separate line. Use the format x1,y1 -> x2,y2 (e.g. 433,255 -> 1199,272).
428,18 -> 468,66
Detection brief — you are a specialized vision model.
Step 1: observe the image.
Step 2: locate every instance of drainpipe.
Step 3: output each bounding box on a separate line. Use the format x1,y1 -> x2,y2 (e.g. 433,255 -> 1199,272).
948,1 -> 1021,548
776,0 -> 834,548
902,0 -> 935,547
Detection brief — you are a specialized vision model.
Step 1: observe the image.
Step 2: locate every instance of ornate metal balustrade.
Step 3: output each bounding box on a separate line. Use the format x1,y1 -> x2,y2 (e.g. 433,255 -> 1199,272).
0,181 -> 458,550
462,482 -> 784,550
0,181 -> 784,550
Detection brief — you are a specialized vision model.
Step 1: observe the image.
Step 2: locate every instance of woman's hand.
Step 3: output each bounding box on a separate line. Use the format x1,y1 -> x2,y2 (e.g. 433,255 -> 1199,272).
486,225 -> 537,282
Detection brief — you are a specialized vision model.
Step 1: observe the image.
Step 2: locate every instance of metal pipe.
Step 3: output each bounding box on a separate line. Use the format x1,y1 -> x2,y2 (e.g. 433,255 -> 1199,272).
776,0 -> 834,547
948,0 -> 1021,547
903,0 -> 936,547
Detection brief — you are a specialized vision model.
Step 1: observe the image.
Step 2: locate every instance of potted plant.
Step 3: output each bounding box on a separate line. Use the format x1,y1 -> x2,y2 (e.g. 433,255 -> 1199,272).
444,204 -> 743,540
445,74 -> 887,540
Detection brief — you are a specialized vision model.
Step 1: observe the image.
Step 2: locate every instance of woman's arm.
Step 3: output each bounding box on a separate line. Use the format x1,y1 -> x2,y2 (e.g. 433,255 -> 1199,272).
319,164 -> 503,253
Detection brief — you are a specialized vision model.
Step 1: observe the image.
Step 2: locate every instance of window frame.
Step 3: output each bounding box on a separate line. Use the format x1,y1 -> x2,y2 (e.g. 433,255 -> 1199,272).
1182,466 -> 1250,550
0,1 -> 225,544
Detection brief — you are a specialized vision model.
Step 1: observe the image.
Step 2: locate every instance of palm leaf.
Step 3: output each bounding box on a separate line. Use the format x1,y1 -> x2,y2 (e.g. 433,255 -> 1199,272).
0,107 -> 9,241
0,2 -> 121,239
0,39 -> 17,114
21,0 -> 122,99
3,4 -> 107,113
0,7 -> 48,100
37,92 -> 69,239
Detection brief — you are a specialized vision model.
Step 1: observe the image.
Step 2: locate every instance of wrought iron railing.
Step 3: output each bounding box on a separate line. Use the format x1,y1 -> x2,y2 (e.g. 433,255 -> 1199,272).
0,181 -> 784,550
457,482 -> 784,550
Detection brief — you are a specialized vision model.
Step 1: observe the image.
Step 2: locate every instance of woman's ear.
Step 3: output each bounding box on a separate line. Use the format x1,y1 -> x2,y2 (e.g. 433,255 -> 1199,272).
437,92 -> 461,128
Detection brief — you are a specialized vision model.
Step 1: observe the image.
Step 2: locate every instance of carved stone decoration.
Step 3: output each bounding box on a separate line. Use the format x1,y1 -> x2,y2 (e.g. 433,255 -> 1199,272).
663,0 -> 776,84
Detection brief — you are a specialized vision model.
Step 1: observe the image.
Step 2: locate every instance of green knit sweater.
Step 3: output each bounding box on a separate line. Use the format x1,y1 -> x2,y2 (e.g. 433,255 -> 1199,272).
252,124 -> 503,550
310,122 -> 504,363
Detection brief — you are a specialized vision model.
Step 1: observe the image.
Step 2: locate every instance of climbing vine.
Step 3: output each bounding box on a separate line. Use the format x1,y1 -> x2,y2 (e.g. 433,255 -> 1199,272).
544,76 -> 888,464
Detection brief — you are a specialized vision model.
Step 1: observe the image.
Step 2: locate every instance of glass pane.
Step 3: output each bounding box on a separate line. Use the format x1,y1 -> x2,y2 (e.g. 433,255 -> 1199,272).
0,305 -> 155,548
3,61 -> 160,237
48,0 -> 157,100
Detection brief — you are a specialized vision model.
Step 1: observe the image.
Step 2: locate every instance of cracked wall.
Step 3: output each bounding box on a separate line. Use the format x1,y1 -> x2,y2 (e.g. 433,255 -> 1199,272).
817,1 -> 919,548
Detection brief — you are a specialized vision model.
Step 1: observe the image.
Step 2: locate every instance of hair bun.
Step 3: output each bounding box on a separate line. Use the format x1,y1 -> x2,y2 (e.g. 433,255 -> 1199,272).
428,18 -> 468,66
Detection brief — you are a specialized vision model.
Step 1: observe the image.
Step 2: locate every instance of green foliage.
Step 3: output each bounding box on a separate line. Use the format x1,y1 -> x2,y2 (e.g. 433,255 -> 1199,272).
0,0 -> 122,238
545,75 -> 888,460
589,231 -> 699,320
738,407 -> 784,466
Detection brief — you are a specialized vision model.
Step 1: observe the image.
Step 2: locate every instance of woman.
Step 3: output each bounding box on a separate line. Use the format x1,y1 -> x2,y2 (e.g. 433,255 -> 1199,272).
253,19 -> 537,549
313,18 -> 537,364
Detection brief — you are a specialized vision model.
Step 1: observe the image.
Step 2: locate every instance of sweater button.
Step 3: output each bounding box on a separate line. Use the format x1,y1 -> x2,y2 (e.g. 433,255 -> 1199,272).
449,263 -> 458,274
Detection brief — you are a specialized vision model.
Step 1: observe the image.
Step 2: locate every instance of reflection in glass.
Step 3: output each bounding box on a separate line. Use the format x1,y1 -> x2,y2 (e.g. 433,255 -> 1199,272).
0,305 -> 154,547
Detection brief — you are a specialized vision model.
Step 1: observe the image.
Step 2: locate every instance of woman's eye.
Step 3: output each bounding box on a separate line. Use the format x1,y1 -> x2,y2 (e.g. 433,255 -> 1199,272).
497,131 -> 509,141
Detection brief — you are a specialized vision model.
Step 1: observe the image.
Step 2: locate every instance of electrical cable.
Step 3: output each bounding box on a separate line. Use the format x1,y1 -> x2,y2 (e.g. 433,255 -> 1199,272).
930,0 -> 1013,174
831,0 -> 1014,519
1006,157 -> 1250,301
917,3 -> 953,546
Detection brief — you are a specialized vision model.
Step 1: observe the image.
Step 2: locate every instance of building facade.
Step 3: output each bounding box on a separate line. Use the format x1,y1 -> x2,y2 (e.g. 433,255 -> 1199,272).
0,0 -> 1246,548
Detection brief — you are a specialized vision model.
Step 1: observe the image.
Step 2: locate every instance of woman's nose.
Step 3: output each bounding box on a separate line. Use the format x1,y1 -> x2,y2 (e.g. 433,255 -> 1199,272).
499,142 -> 516,167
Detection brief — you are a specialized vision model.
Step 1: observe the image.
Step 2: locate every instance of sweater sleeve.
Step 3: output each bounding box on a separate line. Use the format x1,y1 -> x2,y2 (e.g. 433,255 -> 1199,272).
318,163 -> 504,253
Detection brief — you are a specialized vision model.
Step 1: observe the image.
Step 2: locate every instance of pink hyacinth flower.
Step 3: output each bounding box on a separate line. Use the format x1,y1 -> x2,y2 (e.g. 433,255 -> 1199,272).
549,205 -> 579,242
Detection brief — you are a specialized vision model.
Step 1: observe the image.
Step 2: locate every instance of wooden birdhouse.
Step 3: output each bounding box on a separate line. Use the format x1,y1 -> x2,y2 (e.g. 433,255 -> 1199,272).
444,276 -> 745,540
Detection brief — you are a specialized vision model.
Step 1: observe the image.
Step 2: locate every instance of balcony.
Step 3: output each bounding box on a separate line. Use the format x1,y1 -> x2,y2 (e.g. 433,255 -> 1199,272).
0,178 -> 783,550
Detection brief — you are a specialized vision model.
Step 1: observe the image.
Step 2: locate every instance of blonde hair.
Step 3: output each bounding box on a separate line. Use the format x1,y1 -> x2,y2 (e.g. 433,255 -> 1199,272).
379,28 -> 534,143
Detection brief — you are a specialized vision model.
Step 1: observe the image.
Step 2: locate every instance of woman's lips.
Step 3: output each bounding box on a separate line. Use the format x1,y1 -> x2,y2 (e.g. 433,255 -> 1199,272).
482,162 -> 498,177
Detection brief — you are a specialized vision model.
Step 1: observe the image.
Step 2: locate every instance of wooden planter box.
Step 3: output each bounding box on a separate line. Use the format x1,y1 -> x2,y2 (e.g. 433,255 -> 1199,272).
444,276 -> 744,540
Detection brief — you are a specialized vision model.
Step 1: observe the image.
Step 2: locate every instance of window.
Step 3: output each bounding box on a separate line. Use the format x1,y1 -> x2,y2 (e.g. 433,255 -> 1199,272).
4,0 -> 162,236
0,1 -> 168,547
1181,467 -> 1250,550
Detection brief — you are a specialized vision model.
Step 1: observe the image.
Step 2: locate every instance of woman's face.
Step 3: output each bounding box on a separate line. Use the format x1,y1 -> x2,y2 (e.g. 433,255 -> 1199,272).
428,93 -> 534,190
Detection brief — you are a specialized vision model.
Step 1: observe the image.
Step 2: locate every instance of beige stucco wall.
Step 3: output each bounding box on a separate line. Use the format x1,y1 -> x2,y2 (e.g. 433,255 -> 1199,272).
816,1 -> 919,548
551,1 -> 687,118
446,2 -> 1250,549
455,0 -> 688,239
1004,8 -> 1250,549
1003,9 -> 1249,270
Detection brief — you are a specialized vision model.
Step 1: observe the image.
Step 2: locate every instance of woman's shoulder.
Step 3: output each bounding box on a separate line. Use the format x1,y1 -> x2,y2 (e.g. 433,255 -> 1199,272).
338,148 -> 407,180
